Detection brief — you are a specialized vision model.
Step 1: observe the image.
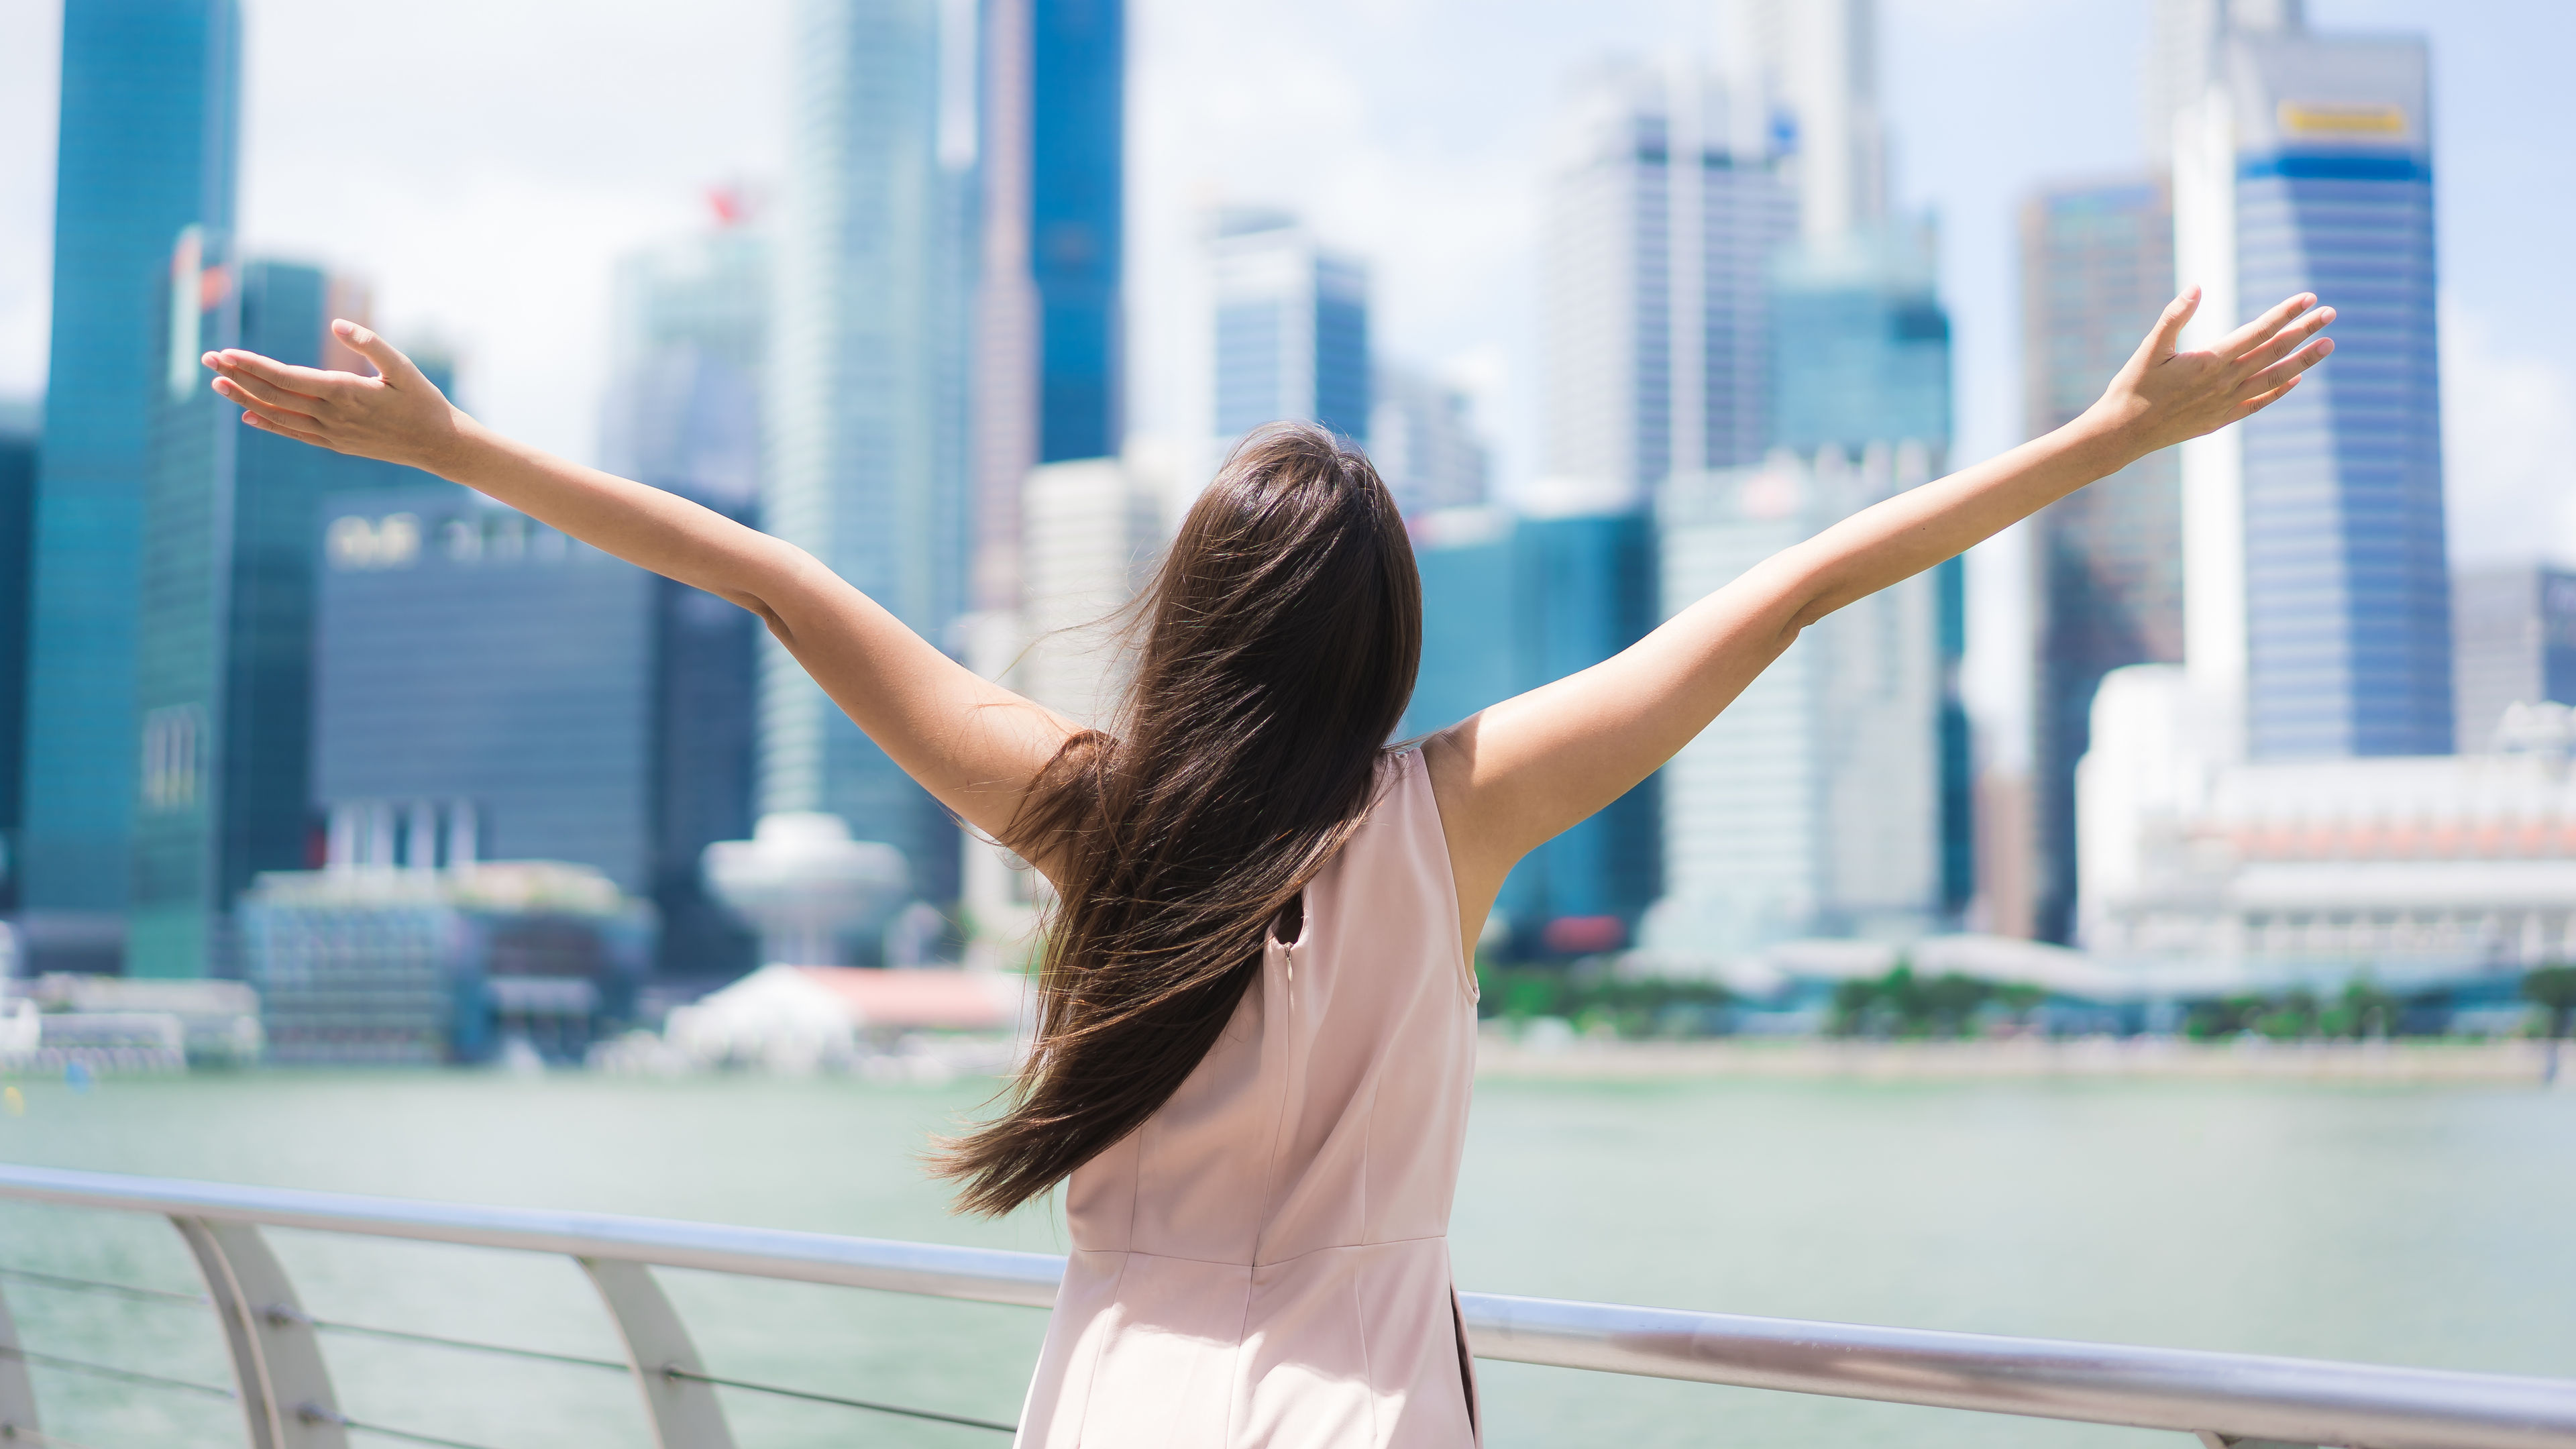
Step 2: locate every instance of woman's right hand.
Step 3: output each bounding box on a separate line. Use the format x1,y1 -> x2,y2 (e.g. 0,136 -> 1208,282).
2084,288 -> 2334,457
204,319 -> 474,476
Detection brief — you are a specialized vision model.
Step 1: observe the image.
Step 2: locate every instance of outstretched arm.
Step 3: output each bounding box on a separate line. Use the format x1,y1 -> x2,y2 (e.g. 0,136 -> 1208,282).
204,323 -> 1077,850
1425,287 -> 2335,936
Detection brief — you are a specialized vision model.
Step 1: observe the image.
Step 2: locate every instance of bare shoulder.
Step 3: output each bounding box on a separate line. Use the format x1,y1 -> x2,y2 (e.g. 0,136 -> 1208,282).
1419,724 -> 1510,949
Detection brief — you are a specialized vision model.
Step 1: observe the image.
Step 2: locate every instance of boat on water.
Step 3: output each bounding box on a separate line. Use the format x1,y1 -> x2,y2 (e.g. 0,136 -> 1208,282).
0,1163 -> 2571,1449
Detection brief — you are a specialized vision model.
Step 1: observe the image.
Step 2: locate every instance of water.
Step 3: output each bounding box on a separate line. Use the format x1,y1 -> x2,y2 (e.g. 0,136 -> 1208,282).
2,1071 -> 2571,1448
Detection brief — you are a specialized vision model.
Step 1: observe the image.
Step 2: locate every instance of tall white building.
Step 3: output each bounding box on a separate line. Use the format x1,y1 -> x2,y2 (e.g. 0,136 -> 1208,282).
961,455 -> 1167,967
764,0 -> 975,900
2143,0 -> 2302,164
1646,445 -> 1944,963
1723,0 -> 1888,243
1542,60 -> 1795,506
1018,458 -> 1166,727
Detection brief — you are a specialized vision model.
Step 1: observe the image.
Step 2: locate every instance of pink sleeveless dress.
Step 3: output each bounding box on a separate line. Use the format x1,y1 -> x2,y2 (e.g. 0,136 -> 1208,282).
1013,749 -> 1483,1448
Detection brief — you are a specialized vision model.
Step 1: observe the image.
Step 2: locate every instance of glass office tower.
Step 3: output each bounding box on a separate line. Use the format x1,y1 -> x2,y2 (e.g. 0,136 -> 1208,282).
1401,507 -> 1660,957
2021,178 -> 2184,943
2176,28 -> 2451,759
1767,223 -> 1971,918
1208,209 -> 1370,448
315,486 -> 658,885
0,406 -> 34,913
967,0 -> 1124,612
126,259 -> 430,977
601,222 -> 767,978
22,0 -> 241,948
766,0 -> 975,904
1652,446 -> 1946,960
2233,33 -> 2449,757
1542,60 -> 1796,506
1030,0 -> 1123,465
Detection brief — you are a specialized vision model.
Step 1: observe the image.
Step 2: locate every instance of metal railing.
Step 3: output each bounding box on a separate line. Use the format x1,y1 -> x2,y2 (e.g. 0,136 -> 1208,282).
1,1162 -> 2571,1449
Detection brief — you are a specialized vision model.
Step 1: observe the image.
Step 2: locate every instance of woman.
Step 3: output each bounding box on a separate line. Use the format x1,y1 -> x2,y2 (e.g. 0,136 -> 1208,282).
204,284 -> 2330,1445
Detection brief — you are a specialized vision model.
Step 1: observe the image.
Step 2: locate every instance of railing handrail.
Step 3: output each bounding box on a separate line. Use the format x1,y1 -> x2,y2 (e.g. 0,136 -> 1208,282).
4,1162 -> 2572,1449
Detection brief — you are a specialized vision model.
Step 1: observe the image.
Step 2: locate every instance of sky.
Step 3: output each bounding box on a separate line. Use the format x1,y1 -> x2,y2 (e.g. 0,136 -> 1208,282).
1,0 -> 2569,767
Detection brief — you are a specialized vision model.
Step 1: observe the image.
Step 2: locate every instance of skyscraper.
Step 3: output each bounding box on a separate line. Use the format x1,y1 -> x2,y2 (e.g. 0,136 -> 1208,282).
2173,23 -> 2450,760
1725,0 -> 1888,244
1542,60 -> 1795,504
2021,178 -> 2183,943
0,402 -> 34,914
1650,445 -> 1945,961
1401,505 -> 1660,956
600,220 -> 767,977
2144,0 -> 2302,165
1766,223 -> 1949,458
125,257 -> 431,977
314,484 -> 753,978
968,0 -> 1124,611
600,210 -> 768,507
315,486 -> 655,885
21,0 -> 240,953
1208,209 -> 1370,449
1767,222 -> 1969,918
767,0 -> 975,904
1029,0 -> 1124,465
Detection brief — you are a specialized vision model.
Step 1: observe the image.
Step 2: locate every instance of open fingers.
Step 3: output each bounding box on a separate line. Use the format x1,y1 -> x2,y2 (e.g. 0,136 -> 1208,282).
2233,373 -> 2304,421
2240,335 -> 2333,398
2234,305 -> 2334,376
207,347 -> 348,402
240,409 -> 331,448
213,375 -> 327,433
2217,292 -> 2318,360
209,367 -> 322,419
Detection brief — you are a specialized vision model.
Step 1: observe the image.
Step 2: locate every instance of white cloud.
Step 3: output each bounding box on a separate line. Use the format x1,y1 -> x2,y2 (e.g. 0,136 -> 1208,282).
2442,303 -> 2576,567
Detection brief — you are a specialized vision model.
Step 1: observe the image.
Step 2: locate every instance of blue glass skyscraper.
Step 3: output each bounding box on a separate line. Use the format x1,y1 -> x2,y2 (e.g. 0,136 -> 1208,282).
1209,209 -> 1369,447
314,486 -> 658,886
1768,225 -> 1951,460
127,258 -> 433,977
0,405 -> 34,913
1402,508 -> 1660,957
1030,0 -> 1122,465
2202,31 -> 2451,759
21,0 -> 240,943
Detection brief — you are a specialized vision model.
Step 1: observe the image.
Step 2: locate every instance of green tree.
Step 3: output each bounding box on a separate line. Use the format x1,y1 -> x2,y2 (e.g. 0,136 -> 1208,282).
2524,965 -> 2576,1039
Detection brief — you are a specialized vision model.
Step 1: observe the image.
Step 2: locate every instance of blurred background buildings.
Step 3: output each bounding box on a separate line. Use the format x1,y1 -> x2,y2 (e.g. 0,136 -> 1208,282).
0,0 -> 2569,1059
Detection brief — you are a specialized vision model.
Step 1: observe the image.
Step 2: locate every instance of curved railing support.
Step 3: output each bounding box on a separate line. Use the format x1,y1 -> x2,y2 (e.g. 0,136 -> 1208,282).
0,1273 -> 40,1443
582,1257 -> 736,1449
172,1216 -> 347,1449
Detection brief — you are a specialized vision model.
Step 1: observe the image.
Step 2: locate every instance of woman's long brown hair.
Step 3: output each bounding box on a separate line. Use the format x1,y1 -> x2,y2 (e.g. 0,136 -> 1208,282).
932,423 -> 1422,1217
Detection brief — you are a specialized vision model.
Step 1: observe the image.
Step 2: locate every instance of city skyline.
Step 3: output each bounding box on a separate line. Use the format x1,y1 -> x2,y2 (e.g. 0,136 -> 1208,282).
0,0 -> 2563,776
